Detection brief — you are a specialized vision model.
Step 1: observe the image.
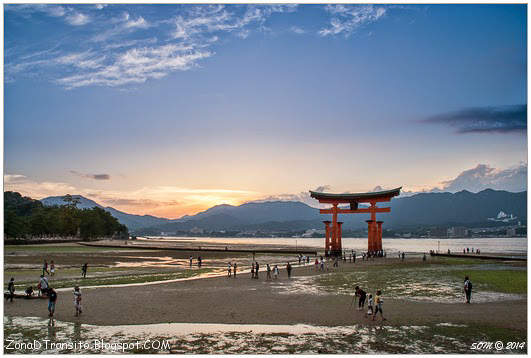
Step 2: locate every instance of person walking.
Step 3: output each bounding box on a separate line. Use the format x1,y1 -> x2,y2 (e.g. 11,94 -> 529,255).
7,278 -> 15,302
251,263 -> 255,279
233,262 -> 237,278
50,260 -> 55,276
464,276 -> 473,303
189,256 -> 193,268
255,262 -> 260,279
81,263 -> 88,278
74,286 -> 82,317
273,265 -> 279,279
227,262 -> 232,278
43,260 -> 49,276
401,252 -> 405,261
286,262 -> 292,279
198,256 -> 202,268
372,290 -> 385,321
48,287 -> 57,318
266,264 -> 272,280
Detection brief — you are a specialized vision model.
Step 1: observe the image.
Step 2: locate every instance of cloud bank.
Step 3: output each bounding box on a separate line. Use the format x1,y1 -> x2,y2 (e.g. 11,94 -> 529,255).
423,105 -> 527,134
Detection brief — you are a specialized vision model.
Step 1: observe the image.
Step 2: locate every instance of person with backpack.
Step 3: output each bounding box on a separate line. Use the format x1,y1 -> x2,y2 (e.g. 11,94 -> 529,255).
464,276 -> 473,303
39,275 -> 49,296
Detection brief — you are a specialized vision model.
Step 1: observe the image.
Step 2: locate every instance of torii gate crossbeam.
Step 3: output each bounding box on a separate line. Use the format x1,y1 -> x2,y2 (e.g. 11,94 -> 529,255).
310,187 -> 401,256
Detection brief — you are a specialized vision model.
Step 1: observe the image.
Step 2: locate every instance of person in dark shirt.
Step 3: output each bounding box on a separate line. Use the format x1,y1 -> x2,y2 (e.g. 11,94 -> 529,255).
7,278 -> 15,302
354,286 -> 367,311
255,262 -> 260,279
25,286 -> 34,298
48,288 -> 58,317
81,263 -> 88,278
286,262 -> 292,279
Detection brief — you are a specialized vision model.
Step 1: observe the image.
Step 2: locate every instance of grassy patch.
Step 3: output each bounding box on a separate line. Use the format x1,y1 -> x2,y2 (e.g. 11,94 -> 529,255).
450,269 -> 527,294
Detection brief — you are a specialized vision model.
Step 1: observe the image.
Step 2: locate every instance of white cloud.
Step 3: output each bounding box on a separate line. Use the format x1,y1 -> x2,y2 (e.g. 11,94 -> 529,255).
6,5 -> 306,89
440,163 -> 527,193
55,51 -> 106,69
65,12 -> 90,26
319,5 -> 386,37
56,45 -> 212,89
290,26 -> 305,34
95,4 -> 107,10
125,16 -> 149,29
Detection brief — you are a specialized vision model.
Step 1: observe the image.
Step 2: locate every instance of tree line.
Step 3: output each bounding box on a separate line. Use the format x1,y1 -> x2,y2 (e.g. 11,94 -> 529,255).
4,191 -> 129,240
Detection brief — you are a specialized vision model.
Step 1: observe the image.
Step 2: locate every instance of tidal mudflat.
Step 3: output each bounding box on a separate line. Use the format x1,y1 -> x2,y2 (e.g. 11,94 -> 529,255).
4,243 -> 527,354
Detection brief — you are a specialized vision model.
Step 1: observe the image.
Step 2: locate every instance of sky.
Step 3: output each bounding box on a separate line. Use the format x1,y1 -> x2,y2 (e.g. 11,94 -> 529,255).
4,4 -> 528,218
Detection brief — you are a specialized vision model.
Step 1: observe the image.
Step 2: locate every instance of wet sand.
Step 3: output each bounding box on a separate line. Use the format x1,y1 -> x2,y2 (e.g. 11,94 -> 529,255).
4,258 -> 526,331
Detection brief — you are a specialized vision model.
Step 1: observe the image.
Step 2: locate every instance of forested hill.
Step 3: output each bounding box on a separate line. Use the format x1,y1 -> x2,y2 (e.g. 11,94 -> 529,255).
4,191 -> 128,240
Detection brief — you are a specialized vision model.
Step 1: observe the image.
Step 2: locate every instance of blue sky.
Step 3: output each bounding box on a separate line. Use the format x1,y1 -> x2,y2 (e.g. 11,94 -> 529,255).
4,4 -> 527,218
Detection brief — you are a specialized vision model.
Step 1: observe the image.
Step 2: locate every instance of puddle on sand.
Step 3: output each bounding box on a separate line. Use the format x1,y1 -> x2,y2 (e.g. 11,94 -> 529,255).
271,266 -> 526,304
4,316 -> 488,354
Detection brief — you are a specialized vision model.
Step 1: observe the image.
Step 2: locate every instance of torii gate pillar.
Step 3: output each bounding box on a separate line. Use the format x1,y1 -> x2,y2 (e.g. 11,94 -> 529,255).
323,221 -> 331,256
310,187 -> 401,255
376,221 -> 384,251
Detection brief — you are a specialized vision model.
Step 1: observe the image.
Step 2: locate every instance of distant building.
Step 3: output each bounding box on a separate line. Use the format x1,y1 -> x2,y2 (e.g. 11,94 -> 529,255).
448,226 -> 468,238
189,227 -> 204,234
429,227 -> 448,238
301,229 -> 325,237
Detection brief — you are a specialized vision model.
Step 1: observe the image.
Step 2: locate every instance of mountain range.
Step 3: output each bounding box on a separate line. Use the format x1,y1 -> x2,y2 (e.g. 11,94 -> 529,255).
40,189 -> 526,234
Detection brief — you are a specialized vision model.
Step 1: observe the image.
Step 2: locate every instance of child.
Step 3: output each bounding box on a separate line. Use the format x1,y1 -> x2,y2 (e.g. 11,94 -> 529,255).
273,265 -> 279,279
25,286 -> 34,298
373,290 -> 385,321
367,294 -> 374,316
74,286 -> 82,316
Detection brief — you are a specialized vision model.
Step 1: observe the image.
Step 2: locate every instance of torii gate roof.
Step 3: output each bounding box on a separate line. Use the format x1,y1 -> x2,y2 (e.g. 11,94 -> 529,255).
309,187 -> 402,203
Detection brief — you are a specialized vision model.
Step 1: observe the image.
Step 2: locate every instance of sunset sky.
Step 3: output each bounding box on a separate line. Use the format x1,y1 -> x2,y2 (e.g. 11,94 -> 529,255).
4,4 -> 527,218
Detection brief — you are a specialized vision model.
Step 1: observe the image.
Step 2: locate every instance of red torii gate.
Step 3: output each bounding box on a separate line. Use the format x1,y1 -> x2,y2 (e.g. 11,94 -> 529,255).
310,187 -> 401,256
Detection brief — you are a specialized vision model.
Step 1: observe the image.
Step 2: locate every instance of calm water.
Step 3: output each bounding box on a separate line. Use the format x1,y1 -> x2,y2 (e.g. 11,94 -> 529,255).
148,237 -> 527,255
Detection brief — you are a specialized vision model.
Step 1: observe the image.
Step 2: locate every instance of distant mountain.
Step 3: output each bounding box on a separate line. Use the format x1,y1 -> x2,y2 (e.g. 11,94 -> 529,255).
41,189 -> 527,234
40,195 -> 171,230
135,189 -> 527,234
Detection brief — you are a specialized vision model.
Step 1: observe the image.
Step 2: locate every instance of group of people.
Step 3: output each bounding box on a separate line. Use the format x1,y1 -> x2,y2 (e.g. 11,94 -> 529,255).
297,254 -> 311,265
190,256 -> 203,267
463,247 -> 481,254
225,260 -> 296,279
353,286 -> 386,321
42,260 -> 56,276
